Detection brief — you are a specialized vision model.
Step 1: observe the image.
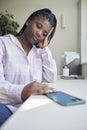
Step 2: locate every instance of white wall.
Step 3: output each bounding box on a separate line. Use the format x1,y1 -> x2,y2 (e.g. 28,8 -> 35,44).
82,64 -> 87,77
0,0 -> 80,75
80,0 -> 87,64
78,0 -> 87,77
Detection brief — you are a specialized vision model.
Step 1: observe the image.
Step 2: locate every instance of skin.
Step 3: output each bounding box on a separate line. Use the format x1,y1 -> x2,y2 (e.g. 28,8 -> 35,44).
17,17 -> 57,102
21,81 -> 57,101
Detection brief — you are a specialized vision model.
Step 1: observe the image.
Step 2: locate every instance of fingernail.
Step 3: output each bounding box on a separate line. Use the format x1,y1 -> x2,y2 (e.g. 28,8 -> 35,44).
48,90 -> 53,93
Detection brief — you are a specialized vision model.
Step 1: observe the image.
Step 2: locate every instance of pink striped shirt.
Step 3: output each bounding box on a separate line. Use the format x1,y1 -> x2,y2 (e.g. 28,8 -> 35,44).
0,34 -> 57,112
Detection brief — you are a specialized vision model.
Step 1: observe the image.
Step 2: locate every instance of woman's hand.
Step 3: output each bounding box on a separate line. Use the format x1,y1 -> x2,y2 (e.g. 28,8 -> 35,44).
38,27 -> 54,49
21,81 -> 57,101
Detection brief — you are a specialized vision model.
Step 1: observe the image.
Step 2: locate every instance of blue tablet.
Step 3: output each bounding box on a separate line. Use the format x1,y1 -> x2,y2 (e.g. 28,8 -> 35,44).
46,91 -> 86,106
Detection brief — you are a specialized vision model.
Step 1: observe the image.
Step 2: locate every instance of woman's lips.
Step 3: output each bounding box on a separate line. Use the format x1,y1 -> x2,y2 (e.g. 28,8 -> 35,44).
33,35 -> 38,43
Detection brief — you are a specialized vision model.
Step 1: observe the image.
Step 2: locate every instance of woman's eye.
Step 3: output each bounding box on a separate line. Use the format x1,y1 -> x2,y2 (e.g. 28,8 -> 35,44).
37,23 -> 42,29
43,32 -> 48,37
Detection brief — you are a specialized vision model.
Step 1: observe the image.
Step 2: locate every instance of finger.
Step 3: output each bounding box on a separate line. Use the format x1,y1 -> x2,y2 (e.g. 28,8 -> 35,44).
42,84 -> 48,89
37,41 -> 44,49
36,89 -> 49,95
46,27 -> 54,39
47,87 -> 58,93
51,88 -> 58,92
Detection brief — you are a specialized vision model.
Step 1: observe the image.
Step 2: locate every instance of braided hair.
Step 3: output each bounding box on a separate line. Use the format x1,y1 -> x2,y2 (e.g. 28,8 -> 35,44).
17,8 -> 57,43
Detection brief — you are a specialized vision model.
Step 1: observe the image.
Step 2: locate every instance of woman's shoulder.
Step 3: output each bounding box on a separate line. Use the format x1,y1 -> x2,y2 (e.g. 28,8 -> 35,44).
0,34 -> 17,45
0,34 -> 13,41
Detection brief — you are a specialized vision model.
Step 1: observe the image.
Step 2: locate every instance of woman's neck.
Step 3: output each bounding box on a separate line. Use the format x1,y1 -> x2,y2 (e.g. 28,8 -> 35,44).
17,34 -> 32,55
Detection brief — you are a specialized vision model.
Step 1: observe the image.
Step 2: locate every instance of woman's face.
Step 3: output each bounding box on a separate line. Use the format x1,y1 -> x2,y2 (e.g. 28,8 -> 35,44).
24,17 -> 52,46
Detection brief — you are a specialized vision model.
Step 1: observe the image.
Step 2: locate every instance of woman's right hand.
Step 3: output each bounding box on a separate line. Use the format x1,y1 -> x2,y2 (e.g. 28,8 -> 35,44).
21,81 -> 57,101
38,27 -> 54,49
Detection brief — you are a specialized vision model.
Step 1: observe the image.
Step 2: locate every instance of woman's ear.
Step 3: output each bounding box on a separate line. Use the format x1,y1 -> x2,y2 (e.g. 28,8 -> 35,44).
26,20 -> 31,26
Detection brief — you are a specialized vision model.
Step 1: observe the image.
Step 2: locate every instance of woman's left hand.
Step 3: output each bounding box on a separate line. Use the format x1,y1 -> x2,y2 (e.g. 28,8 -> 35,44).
39,27 -> 54,49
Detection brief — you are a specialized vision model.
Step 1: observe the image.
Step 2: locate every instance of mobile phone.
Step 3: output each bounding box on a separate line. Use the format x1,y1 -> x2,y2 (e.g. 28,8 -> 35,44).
46,91 -> 86,106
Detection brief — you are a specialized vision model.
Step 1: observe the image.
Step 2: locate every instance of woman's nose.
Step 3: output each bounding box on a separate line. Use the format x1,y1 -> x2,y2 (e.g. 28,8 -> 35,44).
36,30 -> 42,37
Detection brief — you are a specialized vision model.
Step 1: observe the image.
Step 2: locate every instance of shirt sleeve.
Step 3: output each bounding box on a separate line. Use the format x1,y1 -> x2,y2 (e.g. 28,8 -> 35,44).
40,46 -> 57,82
0,39 -> 25,105
0,80 -> 25,105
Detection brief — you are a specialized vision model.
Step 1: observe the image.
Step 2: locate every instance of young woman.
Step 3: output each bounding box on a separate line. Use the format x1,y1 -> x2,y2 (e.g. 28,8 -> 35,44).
0,8 -> 57,126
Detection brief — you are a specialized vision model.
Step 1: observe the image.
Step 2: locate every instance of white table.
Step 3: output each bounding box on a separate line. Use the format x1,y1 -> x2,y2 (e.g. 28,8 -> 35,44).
1,77 -> 87,130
